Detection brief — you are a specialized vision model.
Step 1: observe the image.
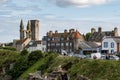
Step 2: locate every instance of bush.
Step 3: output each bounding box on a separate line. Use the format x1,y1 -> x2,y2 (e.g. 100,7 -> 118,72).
0,46 -> 16,51
28,50 -> 43,61
21,49 -> 28,56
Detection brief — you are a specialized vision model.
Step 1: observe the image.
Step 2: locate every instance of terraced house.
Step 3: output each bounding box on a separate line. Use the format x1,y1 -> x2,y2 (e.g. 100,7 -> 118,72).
89,27 -> 118,42
46,29 -> 85,53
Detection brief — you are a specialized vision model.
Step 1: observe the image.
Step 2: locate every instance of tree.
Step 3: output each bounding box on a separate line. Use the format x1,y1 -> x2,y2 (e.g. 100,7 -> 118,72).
85,32 -> 92,41
28,50 -> 43,61
21,49 -> 28,56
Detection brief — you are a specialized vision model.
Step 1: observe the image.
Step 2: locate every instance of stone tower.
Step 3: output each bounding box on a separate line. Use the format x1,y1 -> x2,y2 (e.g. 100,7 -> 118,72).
30,20 -> 39,40
26,20 -> 31,38
114,27 -> 118,36
74,30 -> 82,50
20,19 -> 25,40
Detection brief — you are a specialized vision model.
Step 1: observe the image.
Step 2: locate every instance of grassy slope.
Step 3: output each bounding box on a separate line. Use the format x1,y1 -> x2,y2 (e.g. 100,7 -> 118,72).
69,60 -> 120,80
18,58 -> 45,80
1,50 -> 120,80
19,55 -> 120,80
0,49 -> 20,66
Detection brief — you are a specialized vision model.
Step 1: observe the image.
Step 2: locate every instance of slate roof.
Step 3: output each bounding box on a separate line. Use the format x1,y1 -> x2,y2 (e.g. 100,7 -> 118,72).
89,31 -> 114,42
109,37 -> 120,43
47,30 -> 84,40
103,36 -> 120,43
79,41 -> 99,49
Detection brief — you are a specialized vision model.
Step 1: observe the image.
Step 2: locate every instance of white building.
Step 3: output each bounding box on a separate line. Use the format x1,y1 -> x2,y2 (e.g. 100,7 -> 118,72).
102,37 -> 120,54
26,40 -> 46,53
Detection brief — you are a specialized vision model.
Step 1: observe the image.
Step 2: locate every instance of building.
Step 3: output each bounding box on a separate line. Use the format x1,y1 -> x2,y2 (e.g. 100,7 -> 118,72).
79,41 -> 100,55
46,29 -> 85,53
26,36 -> 46,52
88,27 -> 118,42
102,36 -> 120,54
13,19 -> 41,51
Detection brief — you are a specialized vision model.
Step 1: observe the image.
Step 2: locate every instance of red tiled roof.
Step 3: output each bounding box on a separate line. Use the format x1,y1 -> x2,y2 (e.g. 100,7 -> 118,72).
74,30 -> 81,39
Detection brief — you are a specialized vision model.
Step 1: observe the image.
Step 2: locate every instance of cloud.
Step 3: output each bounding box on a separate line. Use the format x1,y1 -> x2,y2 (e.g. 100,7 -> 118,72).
0,0 -> 9,3
48,0 -> 112,8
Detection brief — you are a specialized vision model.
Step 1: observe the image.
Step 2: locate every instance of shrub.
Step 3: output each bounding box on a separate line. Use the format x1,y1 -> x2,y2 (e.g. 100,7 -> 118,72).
21,49 -> 29,56
0,46 -> 16,51
28,50 -> 43,61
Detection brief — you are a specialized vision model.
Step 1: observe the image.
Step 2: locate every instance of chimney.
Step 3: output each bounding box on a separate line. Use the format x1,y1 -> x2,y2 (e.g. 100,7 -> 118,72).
49,31 -> 53,36
69,29 -> 75,33
46,32 -> 49,36
55,30 -> 58,34
114,27 -> 118,36
98,27 -> 102,33
64,29 -> 67,33
91,28 -> 96,34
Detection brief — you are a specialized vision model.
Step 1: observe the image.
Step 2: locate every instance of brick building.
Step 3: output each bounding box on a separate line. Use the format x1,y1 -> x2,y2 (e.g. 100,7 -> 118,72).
46,29 -> 84,53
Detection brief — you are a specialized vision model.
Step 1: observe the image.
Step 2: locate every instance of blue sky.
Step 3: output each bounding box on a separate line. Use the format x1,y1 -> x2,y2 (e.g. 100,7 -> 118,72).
0,0 -> 120,43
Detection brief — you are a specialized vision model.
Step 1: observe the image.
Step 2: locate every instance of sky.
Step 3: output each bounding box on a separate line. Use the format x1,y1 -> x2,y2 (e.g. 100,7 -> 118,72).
0,0 -> 120,43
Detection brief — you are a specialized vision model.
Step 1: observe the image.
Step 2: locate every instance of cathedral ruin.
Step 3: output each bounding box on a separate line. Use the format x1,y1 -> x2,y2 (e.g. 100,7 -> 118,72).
13,20 -> 39,51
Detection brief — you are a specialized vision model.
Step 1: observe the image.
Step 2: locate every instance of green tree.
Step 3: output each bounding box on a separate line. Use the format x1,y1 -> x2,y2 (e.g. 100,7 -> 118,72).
28,50 -> 43,61
21,49 -> 29,56
85,32 -> 92,41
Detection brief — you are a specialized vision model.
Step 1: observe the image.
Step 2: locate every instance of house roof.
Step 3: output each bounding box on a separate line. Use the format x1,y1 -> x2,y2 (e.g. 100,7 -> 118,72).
79,41 -> 99,49
103,36 -> 120,43
47,29 -> 84,41
26,40 -> 41,48
89,31 -> 114,42
16,38 -> 28,44
74,30 -> 81,39
112,37 -> 120,43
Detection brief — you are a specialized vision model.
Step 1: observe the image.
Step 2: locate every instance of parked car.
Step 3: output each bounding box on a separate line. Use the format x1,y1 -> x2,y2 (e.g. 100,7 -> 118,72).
116,53 -> 120,57
100,55 -> 106,60
72,54 -> 86,59
109,55 -> 119,60
85,55 -> 91,59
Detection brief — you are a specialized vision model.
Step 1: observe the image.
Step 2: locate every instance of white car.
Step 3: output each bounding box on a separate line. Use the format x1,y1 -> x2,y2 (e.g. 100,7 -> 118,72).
109,55 -> 119,60
101,55 -> 106,60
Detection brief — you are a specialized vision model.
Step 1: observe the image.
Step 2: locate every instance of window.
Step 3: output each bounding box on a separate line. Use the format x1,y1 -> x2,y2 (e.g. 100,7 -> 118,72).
48,38 -> 50,41
56,43 -> 60,46
66,42 -> 69,46
111,50 -> 114,53
111,42 -> 114,48
51,43 -> 55,46
42,48 -> 44,51
70,42 -> 72,46
52,38 -> 54,41
104,42 -> 108,48
67,37 -> 69,40
61,37 -> 64,41
61,43 -> 64,46
48,43 -> 50,46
